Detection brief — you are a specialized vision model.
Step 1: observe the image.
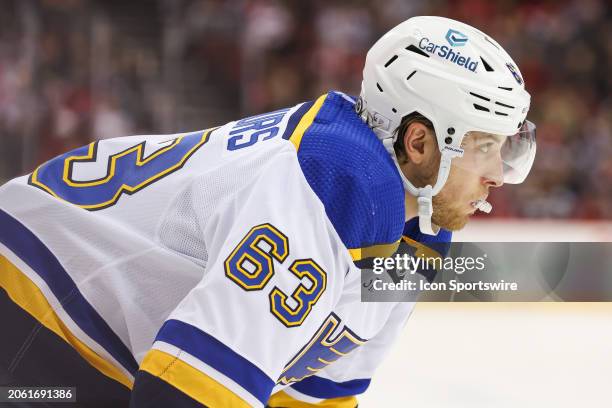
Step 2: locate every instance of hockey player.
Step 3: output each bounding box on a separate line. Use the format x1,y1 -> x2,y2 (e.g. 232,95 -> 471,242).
0,16 -> 535,407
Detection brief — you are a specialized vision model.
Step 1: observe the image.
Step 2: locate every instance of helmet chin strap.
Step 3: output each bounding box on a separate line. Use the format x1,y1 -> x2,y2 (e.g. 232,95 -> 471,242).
381,138 -> 467,236
413,153 -> 453,235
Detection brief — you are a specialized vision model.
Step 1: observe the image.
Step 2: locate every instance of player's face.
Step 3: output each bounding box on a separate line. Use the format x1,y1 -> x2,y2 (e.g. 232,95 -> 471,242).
431,131 -> 505,231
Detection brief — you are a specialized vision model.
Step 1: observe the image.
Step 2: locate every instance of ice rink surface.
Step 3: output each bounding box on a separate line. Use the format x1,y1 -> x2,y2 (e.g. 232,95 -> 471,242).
361,221 -> 612,407
361,303 -> 612,407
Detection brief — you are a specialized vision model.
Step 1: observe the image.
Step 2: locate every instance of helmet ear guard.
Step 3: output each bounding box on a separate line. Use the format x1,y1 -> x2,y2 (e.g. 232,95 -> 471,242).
360,16 -> 535,235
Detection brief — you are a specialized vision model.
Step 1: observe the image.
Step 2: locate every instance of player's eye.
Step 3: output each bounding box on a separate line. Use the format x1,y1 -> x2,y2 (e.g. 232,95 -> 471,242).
478,142 -> 494,153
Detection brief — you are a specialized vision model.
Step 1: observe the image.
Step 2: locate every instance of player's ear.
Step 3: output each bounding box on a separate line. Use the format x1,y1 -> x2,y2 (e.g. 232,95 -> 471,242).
402,122 -> 436,165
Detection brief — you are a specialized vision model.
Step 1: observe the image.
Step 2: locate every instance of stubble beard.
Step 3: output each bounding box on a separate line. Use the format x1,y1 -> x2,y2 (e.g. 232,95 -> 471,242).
414,159 -> 470,232
431,190 -> 470,231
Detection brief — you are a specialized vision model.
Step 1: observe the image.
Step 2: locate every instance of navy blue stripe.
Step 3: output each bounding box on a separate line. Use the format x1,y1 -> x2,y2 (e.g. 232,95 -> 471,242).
281,101 -> 315,140
291,375 -> 370,399
403,217 -> 453,245
156,319 -> 275,405
0,208 -> 139,375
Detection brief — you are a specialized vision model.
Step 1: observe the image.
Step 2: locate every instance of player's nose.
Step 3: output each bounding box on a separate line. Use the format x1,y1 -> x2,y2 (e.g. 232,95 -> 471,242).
482,161 -> 504,188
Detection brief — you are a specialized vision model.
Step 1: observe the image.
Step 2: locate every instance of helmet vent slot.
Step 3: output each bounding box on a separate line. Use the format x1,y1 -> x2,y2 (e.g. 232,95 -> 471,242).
498,86 -> 513,91
495,101 -> 515,109
495,111 -> 509,116
469,92 -> 490,102
377,83 -> 384,92
392,108 -> 397,113
406,70 -> 417,81
385,55 -> 398,67
480,57 -> 494,72
405,44 -> 430,58
473,104 -> 490,112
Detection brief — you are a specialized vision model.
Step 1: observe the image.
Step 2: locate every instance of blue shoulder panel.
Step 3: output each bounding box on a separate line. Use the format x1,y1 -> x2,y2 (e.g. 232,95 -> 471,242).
403,217 -> 453,250
403,217 -> 452,282
296,92 -> 405,249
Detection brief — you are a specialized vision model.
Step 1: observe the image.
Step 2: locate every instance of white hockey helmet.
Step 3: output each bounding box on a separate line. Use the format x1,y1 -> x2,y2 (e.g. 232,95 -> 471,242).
359,16 -> 536,234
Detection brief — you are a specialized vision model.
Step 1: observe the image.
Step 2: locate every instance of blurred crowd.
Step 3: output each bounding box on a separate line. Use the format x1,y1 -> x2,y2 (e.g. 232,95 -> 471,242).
0,0 -> 610,219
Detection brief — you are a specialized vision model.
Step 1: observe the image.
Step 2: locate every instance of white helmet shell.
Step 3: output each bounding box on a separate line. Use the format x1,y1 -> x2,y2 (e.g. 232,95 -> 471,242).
360,15 -> 531,151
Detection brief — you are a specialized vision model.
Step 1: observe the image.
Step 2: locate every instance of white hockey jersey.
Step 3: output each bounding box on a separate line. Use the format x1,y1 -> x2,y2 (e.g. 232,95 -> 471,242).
0,91 -> 451,407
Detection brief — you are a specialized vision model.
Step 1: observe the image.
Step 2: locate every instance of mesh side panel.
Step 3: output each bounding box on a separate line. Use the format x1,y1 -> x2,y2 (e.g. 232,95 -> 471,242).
157,145 -> 275,268
157,185 -> 208,268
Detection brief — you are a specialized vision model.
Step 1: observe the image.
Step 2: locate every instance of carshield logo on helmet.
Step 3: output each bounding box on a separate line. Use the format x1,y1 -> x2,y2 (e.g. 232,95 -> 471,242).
418,37 -> 479,72
445,29 -> 468,47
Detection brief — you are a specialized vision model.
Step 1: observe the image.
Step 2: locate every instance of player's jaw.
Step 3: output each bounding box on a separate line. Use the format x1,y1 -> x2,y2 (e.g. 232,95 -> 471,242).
431,180 -> 489,231
431,190 -> 471,231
